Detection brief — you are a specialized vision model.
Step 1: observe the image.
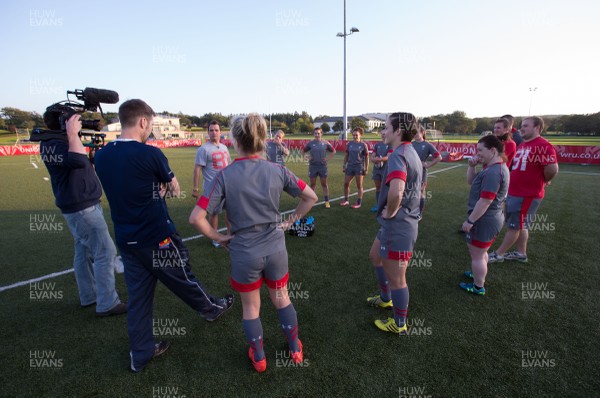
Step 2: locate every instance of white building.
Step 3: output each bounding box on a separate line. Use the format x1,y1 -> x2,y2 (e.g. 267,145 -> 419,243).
313,114 -> 386,133
101,115 -> 186,140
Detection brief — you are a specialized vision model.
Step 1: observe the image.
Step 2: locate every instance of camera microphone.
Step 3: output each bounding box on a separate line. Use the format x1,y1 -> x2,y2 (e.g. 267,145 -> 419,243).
83,87 -> 119,105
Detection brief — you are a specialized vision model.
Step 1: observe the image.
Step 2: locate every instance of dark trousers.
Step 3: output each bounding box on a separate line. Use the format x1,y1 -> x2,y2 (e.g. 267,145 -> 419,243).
120,233 -> 217,368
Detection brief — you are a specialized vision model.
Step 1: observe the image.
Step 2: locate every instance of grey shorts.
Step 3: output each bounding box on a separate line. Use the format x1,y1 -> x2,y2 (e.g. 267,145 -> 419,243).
377,212 -> 419,261
309,164 -> 328,178
372,166 -> 385,181
229,250 -> 289,292
345,165 -> 364,177
465,212 -> 503,248
505,196 -> 542,230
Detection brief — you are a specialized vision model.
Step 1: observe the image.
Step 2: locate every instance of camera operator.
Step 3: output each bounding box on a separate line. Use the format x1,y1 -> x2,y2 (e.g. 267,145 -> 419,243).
40,112 -> 127,317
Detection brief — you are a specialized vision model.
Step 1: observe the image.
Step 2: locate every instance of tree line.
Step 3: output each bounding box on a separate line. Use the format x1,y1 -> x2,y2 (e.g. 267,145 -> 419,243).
1,107 -> 598,135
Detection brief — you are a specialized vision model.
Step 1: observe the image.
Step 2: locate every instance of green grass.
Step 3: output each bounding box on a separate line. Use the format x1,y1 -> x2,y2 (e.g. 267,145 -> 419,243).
1,149 -> 599,397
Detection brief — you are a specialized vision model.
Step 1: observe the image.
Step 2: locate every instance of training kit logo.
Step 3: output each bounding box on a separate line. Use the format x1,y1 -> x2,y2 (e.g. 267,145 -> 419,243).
29,213 -> 64,233
521,282 -> 556,300
398,386 -> 432,398
152,46 -> 187,64
153,318 -> 187,338
29,9 -> 63,27
276,281 -> 309,300
29,282 -> 63,301
275,9 -> 310,27
401,318 -> 433,337
29,350 -> 63,369
275,350 -> 309,368
152,386 -> 186,398
408,251 -> 433,269
521,350 -> 556,368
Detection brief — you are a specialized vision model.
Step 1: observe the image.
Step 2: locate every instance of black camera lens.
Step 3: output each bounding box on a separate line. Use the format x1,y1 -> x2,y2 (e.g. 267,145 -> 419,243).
81,119 -> 103,131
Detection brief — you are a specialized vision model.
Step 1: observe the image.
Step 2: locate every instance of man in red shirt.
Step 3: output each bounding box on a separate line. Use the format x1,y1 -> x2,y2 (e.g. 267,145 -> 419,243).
493,118 -> 517,167
488,116 -> 559,263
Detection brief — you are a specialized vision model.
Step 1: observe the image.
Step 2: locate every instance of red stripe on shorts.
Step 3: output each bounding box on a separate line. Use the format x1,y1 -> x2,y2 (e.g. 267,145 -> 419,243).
387,251 -> 412,262
470,238 -> 495,249
264,273 -> 290,290
519,197 -> 534,230
230,277 -> 263,292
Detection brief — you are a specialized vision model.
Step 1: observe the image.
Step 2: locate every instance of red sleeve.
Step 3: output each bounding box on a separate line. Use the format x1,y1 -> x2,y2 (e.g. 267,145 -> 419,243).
297,179 -> 307,191
480,191 -> 496,200
197,196 -> 209,210
385,171 -> 407,184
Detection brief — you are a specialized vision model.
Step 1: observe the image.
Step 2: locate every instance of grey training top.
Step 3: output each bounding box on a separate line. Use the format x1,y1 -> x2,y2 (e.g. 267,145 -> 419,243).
372,141 -> 391,169
412,140 -> 440,163
376,143 -> 423,221
195,142 -> 230,187
467,162 -> 509,216
265,141 -> 287,166
346,141 -> 369,167
200,156 -> 306,259
304,140 -> 335,166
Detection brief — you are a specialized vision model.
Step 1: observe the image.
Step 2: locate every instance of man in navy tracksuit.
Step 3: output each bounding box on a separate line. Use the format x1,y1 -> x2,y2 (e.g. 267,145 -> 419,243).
95,99 -> 234,372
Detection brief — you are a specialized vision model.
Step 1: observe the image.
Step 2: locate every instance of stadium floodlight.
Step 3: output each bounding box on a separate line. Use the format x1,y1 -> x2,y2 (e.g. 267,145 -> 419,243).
336,0 -> 360,140
528,87 -> 538,115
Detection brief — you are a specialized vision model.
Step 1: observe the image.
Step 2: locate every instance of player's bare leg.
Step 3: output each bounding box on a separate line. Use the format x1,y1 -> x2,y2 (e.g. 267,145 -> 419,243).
494,229 -> 521,256
352,175 -> 363,208
209,213 -> 221,247
319,176 -> 330,208
371,179 -> 382,212
240,289 -> 261,319
516,229 -> 529,255
341,175 -> 353,206
467,244 -> 488,288
320,177 -> 329,197
309,177 -> 317,191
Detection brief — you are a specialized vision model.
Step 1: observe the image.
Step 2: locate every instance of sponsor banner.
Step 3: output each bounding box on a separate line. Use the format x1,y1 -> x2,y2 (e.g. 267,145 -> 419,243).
146,139 -> 203,149
430,142 -> 600,164
0,145 -> 41,156
2,141 -> 599,164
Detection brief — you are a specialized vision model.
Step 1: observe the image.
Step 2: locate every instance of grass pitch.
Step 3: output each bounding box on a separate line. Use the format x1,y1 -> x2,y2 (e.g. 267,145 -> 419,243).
1,148 -> 599,397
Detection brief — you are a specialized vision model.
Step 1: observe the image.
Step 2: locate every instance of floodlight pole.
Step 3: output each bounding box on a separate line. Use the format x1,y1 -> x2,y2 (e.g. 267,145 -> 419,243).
337,0 -> 359,140
528,87 -> 538,115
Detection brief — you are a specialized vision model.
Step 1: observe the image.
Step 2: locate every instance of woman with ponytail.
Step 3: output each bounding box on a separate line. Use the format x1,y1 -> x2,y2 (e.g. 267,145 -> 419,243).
189,113 -> 317,372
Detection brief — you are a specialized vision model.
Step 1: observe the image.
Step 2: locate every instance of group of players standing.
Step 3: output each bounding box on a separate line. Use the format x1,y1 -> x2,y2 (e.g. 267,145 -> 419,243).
87,102 -> 559,373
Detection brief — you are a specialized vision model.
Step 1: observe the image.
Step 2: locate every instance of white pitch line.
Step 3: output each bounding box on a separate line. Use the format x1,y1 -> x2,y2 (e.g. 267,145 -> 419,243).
0,269 -> 74,293
1,164 -> 463,292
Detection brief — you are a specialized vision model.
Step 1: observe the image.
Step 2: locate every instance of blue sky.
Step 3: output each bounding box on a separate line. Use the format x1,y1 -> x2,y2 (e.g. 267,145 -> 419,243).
2,0 -> 599,118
